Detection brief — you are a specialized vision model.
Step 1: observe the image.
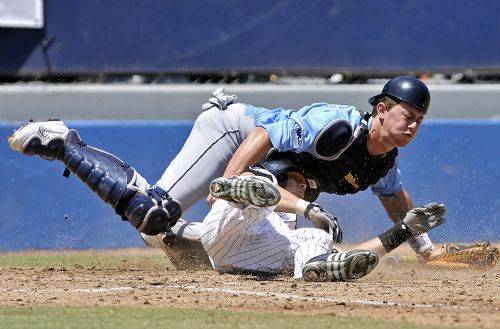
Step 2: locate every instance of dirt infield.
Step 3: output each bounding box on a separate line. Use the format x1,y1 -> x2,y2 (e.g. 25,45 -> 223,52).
0,247 -> 498,328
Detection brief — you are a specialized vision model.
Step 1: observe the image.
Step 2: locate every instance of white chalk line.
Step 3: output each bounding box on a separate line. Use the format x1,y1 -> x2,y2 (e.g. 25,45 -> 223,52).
2,284 -> 496,311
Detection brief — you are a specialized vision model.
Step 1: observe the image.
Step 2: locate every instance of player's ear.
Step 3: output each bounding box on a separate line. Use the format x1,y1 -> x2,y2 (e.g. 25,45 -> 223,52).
298,182 -> 307,194
376,102 -> 388,119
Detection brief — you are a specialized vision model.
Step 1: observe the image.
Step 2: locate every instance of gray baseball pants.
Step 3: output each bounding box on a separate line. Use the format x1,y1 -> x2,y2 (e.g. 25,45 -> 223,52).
155,104 -> 255,211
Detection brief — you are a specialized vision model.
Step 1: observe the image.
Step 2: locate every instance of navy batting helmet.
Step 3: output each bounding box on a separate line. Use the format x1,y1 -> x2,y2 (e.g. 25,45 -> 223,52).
368,76 -> 430,114
260,158 -> 320,202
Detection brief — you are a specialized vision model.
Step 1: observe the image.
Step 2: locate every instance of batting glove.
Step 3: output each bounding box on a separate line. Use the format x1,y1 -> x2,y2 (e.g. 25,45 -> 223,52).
304,203 -> 343,244
201,88 -> 238,111
403,202 -> 446,236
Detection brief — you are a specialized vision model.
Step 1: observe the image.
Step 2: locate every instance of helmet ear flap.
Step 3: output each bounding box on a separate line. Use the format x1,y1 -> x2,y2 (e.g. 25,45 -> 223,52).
259,158 -> 320,202
275,172 -> 289,187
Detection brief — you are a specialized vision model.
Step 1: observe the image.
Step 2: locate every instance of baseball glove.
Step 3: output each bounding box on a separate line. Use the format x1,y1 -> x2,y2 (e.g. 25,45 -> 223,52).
426,242 -> 499,269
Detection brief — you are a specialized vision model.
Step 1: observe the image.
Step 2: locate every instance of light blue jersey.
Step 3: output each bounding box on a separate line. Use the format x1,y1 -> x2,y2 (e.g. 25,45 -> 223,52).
244,103 -> 402,197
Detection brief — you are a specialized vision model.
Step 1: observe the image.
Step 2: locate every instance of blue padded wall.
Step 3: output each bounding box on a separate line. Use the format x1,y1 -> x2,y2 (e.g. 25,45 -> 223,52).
0,120 -> 498,250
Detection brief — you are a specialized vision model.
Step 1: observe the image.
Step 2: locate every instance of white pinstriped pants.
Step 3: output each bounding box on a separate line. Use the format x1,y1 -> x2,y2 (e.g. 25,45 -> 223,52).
201,200 -> 334,278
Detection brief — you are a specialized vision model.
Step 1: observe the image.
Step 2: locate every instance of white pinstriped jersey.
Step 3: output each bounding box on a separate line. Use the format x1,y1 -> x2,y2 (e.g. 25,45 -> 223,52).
200,200 -> 334,278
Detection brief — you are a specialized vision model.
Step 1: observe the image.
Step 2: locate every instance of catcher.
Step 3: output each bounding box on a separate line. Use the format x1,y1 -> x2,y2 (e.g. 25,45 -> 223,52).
8,82 -> 497,270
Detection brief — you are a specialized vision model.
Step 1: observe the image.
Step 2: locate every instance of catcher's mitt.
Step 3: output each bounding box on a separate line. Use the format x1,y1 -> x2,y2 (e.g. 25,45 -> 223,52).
427,242 -> 499,269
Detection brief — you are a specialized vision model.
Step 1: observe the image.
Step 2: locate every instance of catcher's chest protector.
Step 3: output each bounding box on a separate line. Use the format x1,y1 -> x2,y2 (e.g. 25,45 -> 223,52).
274,133 -> 398,195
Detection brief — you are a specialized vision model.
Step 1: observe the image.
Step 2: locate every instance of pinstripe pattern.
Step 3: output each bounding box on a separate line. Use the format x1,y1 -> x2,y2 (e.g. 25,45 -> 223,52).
201,199 -> 333,276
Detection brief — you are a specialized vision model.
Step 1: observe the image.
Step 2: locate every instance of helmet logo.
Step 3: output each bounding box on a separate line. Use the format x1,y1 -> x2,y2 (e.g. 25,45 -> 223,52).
307,179 -> 318,189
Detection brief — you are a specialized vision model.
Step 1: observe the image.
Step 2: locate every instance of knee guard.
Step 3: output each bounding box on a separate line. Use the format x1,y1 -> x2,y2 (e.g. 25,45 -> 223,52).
123,186 -> 181,235
62,130 -> 181,234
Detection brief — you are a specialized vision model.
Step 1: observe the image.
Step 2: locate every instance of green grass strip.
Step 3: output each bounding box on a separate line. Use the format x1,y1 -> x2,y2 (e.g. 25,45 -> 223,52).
0,253 -> 171,269
0,306 -> 465,329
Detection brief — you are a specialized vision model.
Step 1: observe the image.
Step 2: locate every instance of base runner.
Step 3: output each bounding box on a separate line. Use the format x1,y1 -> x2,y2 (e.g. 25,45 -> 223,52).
201,168 -> 446,281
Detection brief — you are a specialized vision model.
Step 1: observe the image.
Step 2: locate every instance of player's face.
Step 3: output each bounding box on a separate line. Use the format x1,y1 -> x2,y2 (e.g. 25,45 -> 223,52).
283,172 -> 307,199
380,102 -> 425,147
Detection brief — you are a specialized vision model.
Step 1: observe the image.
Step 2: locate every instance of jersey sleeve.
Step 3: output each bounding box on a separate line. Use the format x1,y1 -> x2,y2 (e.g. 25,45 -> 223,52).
370,160 -> 403,197
258,119 -> 304,152
255,103 -> 359,153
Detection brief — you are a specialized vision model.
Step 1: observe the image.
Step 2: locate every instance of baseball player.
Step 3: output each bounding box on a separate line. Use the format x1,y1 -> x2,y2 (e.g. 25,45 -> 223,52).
201,167 -> 446,281
141,158 -> 337,270
8,76 -> 437,262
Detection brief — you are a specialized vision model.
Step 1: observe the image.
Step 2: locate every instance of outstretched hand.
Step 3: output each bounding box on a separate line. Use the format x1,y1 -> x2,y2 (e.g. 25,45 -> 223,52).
403,202 -> 446,235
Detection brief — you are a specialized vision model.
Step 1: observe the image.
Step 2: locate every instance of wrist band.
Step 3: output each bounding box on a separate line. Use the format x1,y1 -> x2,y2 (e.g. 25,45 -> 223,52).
295,199 -> 310,216
378,221 -> 414,253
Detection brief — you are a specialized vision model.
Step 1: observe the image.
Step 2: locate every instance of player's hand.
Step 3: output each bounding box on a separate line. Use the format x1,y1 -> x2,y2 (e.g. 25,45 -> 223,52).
403,202 -> 446,236
303,203 -> 342,244
201,88 -> 238,111
206,194 -> 217,207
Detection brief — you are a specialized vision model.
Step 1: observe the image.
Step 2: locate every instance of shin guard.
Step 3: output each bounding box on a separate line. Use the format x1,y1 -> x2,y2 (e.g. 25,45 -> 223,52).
62,130 -> 180,234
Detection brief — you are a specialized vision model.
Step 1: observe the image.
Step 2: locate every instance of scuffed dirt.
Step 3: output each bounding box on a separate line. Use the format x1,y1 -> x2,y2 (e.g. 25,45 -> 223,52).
0,247 -> 498,328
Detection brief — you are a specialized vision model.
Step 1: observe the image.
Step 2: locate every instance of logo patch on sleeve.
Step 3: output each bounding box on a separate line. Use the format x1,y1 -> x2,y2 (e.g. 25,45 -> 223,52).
292,128 -> 302,148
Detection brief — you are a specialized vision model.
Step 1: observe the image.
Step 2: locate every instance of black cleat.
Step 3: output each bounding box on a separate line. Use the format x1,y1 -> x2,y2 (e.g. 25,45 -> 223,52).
210,175 -> 281,207
302,249 -> 379,282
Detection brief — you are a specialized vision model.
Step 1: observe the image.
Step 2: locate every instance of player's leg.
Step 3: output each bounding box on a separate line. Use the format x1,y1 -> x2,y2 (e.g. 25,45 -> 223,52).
293,231 -> 333,279
155,104 -> 256,211
296,229 -> 379,282
142,104 -> 258,257
199,198 -> 246,257
201,171 -> 285,272
141,219 -> 212,270
8,120 -> 180,235
150,161 -> 283,266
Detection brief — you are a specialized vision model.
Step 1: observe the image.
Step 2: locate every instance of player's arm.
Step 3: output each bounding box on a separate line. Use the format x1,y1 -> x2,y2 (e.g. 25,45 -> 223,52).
372,163 -> 440,260
222,127 -> 273,177
378,189 -> 414,223
377,187 -> 440,260
356,202 -> 446,257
